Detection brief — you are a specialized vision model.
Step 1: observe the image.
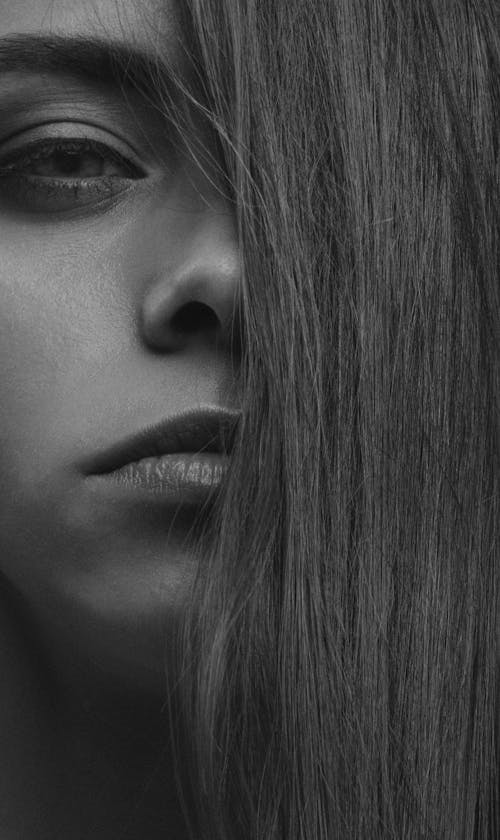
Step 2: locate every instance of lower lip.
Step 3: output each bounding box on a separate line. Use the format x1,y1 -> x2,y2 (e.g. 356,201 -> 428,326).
87,452 -> 229,506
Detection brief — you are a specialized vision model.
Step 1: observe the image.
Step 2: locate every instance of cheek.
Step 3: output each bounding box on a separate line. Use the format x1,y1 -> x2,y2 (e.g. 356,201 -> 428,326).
0,251 -> 68,471
0,223 -> 131,470
0,248 -> 94,469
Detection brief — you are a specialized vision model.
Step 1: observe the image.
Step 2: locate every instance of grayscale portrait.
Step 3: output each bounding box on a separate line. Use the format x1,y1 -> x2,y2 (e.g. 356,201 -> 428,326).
0,1 -> 498,838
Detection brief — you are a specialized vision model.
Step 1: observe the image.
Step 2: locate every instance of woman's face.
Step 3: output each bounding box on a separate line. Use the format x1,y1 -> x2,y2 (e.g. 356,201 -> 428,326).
0,0 -> 240,696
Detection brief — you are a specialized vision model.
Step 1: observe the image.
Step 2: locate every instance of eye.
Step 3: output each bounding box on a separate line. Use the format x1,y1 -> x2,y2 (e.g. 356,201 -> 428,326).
1,138 -> 141,179
0,137 -> 146,214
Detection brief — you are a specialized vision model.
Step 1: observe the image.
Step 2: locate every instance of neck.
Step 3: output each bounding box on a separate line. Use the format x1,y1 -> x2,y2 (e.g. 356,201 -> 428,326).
50,666 -> 191,840
0,590 -> 191,840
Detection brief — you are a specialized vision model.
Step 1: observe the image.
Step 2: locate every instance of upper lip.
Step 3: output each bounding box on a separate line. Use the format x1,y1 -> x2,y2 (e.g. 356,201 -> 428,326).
85,406 -> 241,475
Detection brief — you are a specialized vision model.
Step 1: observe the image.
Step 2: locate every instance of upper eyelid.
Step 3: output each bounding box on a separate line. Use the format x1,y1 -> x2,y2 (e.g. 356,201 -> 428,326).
0,121 -> 150,172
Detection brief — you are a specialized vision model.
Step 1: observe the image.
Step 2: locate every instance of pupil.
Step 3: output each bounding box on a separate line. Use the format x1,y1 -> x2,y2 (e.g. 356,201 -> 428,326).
55,151 -> 82,175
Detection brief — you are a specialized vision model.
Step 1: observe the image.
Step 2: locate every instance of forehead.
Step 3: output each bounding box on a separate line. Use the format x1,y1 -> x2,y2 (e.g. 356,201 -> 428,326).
0,0 -> 179,53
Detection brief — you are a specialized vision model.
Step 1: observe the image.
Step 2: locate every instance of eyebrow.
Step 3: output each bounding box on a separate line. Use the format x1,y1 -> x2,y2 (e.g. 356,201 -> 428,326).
0,33 -> 178,103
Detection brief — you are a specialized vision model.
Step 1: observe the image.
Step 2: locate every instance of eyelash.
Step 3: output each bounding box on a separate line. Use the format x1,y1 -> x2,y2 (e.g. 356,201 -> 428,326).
0,137 -> 145,211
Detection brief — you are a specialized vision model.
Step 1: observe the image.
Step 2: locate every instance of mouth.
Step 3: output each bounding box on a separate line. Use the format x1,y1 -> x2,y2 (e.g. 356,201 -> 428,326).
83,406 -> 240,506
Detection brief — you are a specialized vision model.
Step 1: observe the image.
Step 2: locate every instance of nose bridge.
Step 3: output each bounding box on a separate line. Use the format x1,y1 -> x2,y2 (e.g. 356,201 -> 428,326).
180,201 -> 239,292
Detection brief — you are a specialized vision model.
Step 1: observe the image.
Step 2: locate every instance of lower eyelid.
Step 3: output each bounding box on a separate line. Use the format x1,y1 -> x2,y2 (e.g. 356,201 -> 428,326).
0,169 -> 138,215
20,174 -> 123,190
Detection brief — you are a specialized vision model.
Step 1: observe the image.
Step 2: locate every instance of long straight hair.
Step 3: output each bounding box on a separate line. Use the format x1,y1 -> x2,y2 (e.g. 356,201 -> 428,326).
146,1 -> 500,837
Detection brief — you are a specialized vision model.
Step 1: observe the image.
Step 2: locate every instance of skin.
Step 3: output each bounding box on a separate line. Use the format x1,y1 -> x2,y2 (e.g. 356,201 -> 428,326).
0,0 -> 241,837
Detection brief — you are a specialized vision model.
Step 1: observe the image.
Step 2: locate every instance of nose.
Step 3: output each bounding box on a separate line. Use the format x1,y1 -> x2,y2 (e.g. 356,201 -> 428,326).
140,208 -> 242,356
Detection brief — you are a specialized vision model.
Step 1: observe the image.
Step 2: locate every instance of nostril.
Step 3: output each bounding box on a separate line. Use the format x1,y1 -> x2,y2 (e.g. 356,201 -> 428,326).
170,301 -> 219,334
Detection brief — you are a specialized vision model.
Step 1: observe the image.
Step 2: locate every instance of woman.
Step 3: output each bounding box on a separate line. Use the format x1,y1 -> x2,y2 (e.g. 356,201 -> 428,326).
0,0 -> 498,838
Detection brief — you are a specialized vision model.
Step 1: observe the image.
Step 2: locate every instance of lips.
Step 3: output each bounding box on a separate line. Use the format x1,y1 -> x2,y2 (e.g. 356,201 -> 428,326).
82,406 -> 241,507
85,406 -> 241,476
